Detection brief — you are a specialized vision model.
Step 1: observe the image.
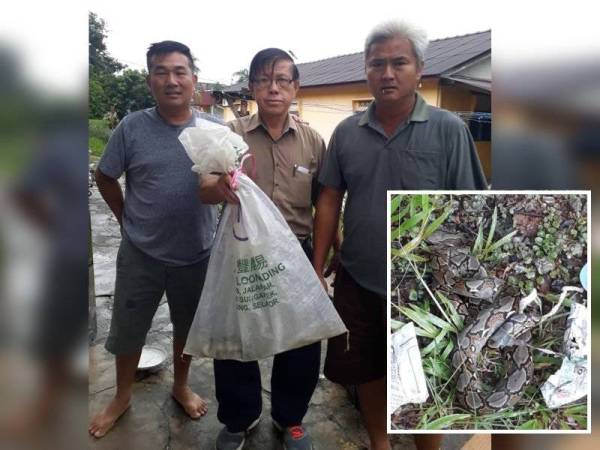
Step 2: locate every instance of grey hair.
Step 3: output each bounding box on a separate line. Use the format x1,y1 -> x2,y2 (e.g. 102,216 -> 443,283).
364,20 -> 429,64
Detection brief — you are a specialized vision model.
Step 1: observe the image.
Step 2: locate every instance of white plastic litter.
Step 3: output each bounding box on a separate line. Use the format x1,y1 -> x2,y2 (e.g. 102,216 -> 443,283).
179,121 -> 347,361
541,293 -> 588,409
541,357 -> 588,409
563,301 -> 588,360
389,322 -> 429,412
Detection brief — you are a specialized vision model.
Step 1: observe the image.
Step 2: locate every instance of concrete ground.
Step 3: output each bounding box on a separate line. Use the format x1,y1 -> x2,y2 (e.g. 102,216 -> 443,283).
88,182 -> 490,450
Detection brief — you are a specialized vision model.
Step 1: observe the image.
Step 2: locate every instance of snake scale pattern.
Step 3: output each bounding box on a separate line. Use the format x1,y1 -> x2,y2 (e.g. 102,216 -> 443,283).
428,232 -> 541,414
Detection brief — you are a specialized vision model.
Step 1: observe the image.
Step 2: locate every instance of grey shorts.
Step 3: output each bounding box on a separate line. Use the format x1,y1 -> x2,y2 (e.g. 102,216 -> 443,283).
105,237 -> 209,355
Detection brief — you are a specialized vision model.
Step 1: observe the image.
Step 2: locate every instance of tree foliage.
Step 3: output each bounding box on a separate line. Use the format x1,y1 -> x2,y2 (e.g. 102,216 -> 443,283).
111,69 -> 155,118
89,12 -> 124,75
89,12 -> 155,119
232,68 -> 249,84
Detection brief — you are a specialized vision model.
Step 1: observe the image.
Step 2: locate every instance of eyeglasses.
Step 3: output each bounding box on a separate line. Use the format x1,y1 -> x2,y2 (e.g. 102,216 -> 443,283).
251,77 -> 295,89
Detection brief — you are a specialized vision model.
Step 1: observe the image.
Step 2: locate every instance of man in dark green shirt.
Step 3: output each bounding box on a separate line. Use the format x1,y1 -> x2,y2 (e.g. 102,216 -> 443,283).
313,20 -> 486,450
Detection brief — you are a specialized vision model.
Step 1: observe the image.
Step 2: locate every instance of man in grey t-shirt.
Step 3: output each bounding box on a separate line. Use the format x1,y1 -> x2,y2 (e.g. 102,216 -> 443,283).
89,41 -> 219,439
313,21 -> 486,450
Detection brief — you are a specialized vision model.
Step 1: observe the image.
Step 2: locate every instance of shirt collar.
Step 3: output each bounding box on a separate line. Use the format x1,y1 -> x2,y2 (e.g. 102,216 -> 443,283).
246,112 -> 297,134
152,106 -> 196,128
358,92 -> 429,127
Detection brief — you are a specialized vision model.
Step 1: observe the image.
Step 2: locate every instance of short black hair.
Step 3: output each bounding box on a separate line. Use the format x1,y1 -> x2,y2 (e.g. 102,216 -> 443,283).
146,40 -> 197,73
249,48 -> 299,82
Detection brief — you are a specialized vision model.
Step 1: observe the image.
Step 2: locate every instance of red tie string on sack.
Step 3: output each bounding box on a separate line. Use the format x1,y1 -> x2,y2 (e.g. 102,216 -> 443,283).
230,153 -> 256,190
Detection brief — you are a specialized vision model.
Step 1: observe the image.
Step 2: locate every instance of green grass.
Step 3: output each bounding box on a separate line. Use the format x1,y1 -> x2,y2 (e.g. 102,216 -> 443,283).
89,119 -> 110,160
89,136 -> 106,159
390,194 -> 452,262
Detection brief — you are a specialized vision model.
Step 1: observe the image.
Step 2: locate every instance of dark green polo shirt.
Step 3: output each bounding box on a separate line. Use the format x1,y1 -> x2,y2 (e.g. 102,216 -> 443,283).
319,93 -> 487,297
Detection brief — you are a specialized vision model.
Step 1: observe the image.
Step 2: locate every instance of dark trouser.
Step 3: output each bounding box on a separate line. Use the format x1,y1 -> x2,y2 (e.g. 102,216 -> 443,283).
214,237 -> 320,432
214,340 -> 321,432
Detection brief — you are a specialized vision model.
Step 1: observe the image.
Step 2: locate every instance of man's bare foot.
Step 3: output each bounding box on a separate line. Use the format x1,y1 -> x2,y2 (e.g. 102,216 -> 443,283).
88,395 -> 131,438
171,385 -> 207,419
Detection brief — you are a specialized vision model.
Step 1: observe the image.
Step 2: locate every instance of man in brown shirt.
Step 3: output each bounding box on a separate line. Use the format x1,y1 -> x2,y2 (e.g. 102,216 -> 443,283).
228,107 -> 324,238
200,48 -> 325,450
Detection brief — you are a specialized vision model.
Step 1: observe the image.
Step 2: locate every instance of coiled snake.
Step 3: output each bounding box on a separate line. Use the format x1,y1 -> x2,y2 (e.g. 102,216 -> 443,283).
427,232 -> 542,414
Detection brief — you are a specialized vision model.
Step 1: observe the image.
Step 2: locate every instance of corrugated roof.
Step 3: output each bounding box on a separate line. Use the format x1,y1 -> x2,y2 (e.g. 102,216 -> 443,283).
224,30 -> 490,92
422,30 -> 491,76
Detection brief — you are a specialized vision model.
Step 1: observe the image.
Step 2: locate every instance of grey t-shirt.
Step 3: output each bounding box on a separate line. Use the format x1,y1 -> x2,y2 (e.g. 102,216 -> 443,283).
98,107 -> 221,266
319,94 -> 487,296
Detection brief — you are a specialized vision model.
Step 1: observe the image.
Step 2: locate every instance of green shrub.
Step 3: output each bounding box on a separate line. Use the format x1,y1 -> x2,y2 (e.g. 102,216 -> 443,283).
89,119 -> 110,159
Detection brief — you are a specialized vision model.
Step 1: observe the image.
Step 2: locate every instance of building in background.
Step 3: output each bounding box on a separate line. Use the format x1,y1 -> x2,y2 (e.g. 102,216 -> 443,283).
210,30 -> 491,178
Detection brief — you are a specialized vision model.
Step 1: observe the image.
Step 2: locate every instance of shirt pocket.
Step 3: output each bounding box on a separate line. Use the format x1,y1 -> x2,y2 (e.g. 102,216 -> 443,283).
398,149 -> 443,189
288,157 -> 317,208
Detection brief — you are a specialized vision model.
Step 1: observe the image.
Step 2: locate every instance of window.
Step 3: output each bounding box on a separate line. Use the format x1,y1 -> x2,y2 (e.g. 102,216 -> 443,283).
352,99 -> 372,112
289,100 -> 299,116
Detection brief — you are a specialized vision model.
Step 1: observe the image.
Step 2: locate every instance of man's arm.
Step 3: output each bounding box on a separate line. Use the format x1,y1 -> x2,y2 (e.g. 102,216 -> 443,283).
447,122 -> 488,189
315,177 -> 342,277
95,168 -> 124,227
199,173 -> 239,205
313,186 -> 344,290
323,228 -> 342,278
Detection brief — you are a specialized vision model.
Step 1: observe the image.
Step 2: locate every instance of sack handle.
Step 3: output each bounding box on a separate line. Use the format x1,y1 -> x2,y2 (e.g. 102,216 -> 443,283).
232,204 -> 248,241
230,153 -> 255,241
230,153 -> 256,190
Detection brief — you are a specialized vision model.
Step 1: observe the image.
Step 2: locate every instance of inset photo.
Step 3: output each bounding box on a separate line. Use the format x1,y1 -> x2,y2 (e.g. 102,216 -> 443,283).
387,192 -> 590,432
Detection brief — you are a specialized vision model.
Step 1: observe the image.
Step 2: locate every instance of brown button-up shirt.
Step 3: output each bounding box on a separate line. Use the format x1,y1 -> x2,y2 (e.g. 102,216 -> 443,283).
228,113 -> 326,237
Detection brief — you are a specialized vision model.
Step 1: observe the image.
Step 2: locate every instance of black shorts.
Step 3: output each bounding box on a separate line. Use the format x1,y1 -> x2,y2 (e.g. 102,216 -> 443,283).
324,265 -> 386,385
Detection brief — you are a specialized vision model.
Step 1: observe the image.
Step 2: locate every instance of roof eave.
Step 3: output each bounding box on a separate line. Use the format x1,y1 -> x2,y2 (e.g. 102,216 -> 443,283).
438,50 -> 491,78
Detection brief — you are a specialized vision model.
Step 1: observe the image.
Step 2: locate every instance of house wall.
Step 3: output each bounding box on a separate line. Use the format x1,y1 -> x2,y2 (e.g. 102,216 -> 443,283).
297,79 -> 440,144
477,140 -> 491,181
418,78 -> 440,107
439,84 -> 477,112
297,83 -> 367,144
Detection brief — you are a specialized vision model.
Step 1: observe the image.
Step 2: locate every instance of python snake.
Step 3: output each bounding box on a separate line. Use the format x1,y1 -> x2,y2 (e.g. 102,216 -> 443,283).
427,231 -> 542,414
